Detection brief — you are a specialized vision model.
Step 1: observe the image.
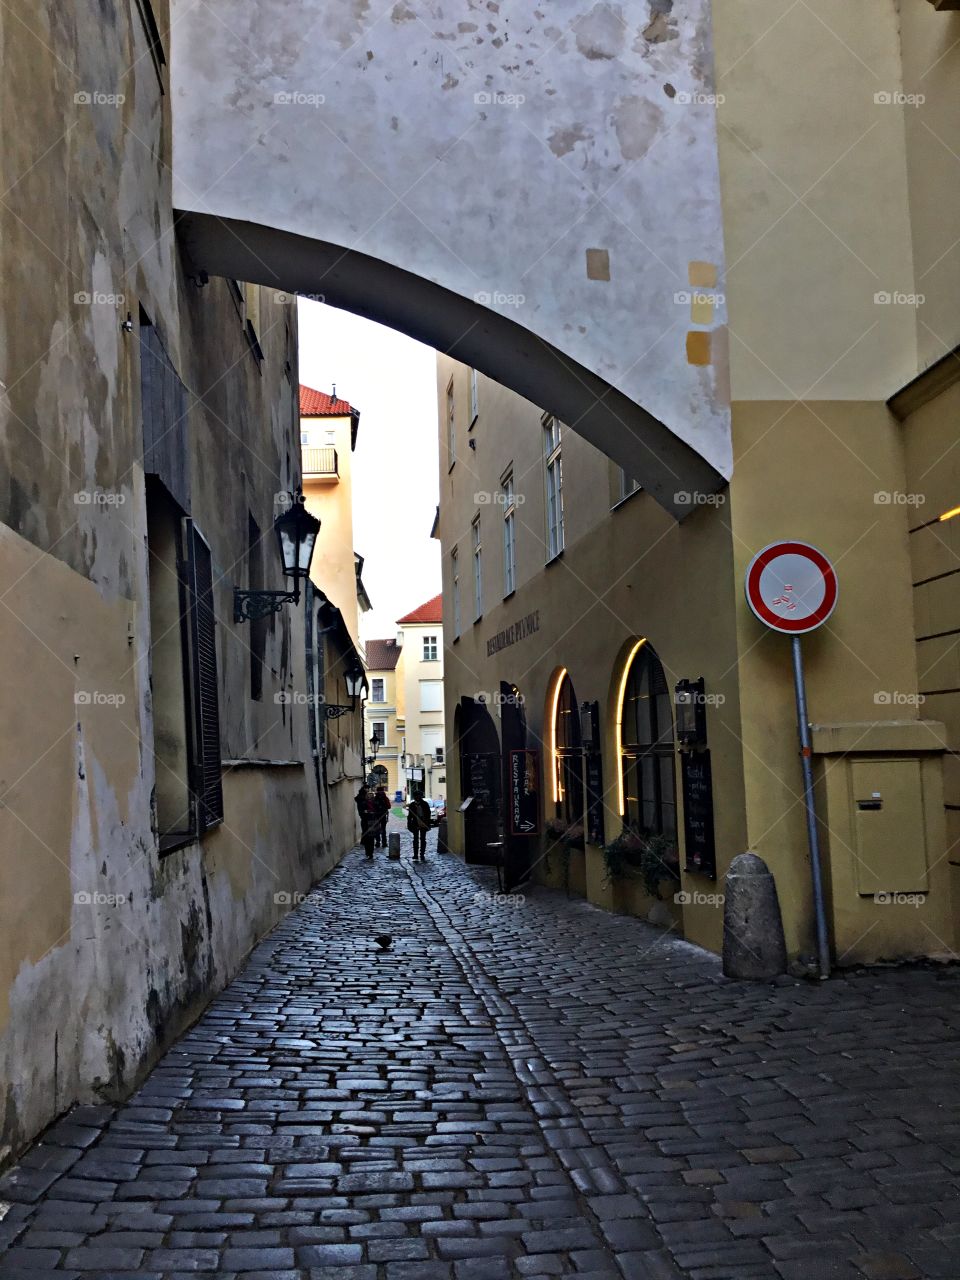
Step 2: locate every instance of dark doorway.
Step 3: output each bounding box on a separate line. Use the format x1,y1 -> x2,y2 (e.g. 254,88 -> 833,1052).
501,681 -> 536,891
458,696 -> 502,867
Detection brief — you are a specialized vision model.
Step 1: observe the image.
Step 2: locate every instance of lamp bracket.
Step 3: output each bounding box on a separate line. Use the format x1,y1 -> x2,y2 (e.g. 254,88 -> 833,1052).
233,588 -> 300,624
322,704 -> 354,720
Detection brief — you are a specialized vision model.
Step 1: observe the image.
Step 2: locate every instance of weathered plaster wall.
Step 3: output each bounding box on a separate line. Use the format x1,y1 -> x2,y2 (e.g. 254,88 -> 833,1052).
170,0 -> 732,510
0,1 -> 351,1162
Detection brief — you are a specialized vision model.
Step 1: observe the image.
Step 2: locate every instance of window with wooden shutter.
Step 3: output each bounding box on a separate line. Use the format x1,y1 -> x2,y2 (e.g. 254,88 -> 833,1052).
185,521 -> 224,831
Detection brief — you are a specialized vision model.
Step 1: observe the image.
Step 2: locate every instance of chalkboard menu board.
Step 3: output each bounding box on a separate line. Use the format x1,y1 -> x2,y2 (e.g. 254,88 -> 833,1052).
585,752 -> 605,846
681,749 -> 716,879
465,752 -> 499,812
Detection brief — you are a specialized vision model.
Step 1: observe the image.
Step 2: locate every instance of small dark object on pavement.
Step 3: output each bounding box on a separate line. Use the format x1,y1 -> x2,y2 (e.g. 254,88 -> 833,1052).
375,934 -> 393,950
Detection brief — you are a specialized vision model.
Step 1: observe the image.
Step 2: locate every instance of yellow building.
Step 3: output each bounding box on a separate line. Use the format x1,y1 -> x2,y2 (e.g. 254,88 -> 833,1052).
364,638 -> 403,799
438,295 -> 960,972
300,386 -> 371,645
299,386 -> 372,843
365,596 -> 447,802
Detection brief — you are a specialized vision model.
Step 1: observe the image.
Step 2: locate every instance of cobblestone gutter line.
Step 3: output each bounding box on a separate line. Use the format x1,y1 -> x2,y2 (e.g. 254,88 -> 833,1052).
403,861 -> 674,1279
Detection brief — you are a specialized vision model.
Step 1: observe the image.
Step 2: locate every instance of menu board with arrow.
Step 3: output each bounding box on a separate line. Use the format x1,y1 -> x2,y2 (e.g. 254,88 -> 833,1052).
509,749 -> 540,836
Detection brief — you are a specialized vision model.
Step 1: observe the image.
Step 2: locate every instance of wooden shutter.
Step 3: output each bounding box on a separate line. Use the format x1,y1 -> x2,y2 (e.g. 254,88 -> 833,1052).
185,521 -> 224,831
140,317 -> 191,513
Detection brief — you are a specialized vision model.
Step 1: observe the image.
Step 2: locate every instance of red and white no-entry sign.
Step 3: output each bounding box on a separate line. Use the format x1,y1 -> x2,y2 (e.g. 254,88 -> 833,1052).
745,541 -> 838,635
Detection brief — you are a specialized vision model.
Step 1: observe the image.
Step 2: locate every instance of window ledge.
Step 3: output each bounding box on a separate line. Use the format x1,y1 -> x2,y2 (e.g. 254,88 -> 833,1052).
222,757 -> 305,768
545,550 -> 565,567
158,830 -> 196,857
611,487 -> 642,512
502,589 -> 516,602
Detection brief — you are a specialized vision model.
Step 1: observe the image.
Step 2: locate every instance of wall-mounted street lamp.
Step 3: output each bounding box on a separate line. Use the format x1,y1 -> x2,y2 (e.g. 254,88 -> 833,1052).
323,662 -> 367,721
365,728 -> 382,768
234,495 -> 320,623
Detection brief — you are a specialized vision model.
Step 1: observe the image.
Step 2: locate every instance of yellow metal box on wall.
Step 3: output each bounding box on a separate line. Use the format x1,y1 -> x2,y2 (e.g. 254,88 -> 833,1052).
811,722 -> 954,966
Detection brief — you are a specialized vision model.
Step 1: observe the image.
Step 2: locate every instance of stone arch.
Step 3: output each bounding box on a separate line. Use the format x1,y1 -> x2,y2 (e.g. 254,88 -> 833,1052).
170,0 -> 731,517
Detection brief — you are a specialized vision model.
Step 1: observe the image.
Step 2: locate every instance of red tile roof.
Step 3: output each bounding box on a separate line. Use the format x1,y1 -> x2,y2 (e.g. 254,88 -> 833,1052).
397,593 -> 443,625
299,385 -> 357,417
365,638 -> 401,671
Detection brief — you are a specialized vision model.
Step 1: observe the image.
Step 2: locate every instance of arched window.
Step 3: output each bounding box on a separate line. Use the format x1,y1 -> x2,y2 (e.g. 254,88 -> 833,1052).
553,672 -> 583,826
619,644 -> 676,837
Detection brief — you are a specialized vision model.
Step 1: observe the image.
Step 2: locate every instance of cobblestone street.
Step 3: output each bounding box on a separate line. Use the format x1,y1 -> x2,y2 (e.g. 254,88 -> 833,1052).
2,835 -> 960,1279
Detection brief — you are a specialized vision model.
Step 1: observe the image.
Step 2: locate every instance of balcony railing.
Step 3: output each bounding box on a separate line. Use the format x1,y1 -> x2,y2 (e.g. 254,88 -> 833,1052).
302,445 -> 338,477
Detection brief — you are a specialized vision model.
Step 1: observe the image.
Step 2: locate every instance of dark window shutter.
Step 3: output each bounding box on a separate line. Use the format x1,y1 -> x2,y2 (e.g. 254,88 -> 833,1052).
185,521 -> 223,830
140,317 -> 191,513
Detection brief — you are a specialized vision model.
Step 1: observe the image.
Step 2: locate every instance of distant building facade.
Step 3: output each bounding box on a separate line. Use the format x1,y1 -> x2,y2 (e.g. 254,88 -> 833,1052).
365,596 -> 446,801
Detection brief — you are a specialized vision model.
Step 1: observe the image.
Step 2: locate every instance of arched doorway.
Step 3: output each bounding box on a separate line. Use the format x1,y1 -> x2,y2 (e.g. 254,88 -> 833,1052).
550,671 -> 584,830
617,642 -> 677,840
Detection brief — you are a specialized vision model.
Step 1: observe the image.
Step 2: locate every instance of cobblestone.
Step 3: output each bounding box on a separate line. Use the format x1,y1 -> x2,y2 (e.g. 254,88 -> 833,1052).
2,832 -> 960,1277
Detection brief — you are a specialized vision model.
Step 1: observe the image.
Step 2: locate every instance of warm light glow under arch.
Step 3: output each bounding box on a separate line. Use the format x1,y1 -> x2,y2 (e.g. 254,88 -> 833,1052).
615,638 -> 647,816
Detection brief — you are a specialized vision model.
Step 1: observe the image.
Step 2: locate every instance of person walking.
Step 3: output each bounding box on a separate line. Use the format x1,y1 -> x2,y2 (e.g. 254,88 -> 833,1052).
407,790 -> 431,862
374,784 -> 391,848
355,784 -> 378,859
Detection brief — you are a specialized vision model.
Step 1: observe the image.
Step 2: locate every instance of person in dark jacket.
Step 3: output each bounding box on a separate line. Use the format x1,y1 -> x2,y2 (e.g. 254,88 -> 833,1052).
407,790 -> 431,861
355,785 -> 378,858
374,785 -> 391,848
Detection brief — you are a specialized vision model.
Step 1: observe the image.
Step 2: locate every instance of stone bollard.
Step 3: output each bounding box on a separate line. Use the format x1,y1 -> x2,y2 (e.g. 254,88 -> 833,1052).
388,832 -> 401,861
437,818 -> 448,854
722,853 -> 787,980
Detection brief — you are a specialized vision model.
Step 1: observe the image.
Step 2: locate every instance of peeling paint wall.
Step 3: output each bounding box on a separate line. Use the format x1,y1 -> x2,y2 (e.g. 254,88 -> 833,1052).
0,2 -> 351,1163
169,0 -> 732,508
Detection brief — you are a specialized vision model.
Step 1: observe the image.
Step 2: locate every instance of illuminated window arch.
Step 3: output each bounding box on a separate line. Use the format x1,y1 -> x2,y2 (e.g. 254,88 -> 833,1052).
551,671 -> 583,826
618,643 -> 676,836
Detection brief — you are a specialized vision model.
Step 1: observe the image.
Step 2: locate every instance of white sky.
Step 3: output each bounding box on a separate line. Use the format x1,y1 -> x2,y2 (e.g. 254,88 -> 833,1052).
298,299 -> 441,644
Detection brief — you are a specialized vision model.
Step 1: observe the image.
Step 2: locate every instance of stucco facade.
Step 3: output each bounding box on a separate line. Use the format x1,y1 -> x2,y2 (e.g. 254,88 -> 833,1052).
0,2 -> 355,1164
365,600 -> 447,802
431,2 -> 960,970
436,349 -> 959,968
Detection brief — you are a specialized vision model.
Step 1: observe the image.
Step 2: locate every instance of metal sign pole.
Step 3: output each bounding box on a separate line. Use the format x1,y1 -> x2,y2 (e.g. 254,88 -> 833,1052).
790,635 -> 831,980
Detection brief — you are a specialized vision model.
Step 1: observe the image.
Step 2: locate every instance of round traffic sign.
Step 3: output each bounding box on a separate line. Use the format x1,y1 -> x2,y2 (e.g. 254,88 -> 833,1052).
745,541 -> 838,634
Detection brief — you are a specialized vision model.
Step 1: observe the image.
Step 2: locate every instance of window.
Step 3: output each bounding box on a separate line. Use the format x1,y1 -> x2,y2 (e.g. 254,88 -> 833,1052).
552,672 -> 584,827
146,484 -> 224,851
446,379 -> 456,469
421,680 -> 444,712
618,643 -> 676,839
618,468 -> 641,504
372,721 -> 386,747
451,547 -> 461,638
423,634 -> 438,661
371,678 -> 385,703
502,470 -> 517,597
472,515 -> 483,620
469,368 -> 479,426
543,414 -> 564,560
435,746 -> 445,764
